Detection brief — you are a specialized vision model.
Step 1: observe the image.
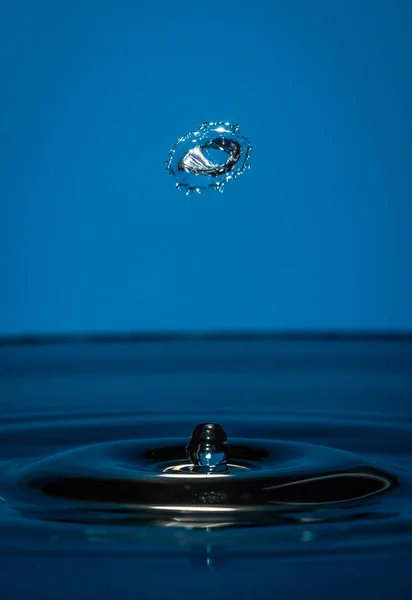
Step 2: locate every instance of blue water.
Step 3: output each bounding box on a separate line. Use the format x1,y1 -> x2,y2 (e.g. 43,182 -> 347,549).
1,335 -> 411,599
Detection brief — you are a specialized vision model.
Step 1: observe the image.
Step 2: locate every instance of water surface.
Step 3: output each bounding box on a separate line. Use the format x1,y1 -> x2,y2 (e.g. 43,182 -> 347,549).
1,334 -> 411,599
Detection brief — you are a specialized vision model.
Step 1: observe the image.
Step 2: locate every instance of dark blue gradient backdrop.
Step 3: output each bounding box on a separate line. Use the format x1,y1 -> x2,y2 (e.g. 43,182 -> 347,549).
1,0 -> 411,335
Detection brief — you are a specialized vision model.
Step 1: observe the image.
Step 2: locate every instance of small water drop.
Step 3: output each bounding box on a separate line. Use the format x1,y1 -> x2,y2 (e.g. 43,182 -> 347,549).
186,424 -> 229,472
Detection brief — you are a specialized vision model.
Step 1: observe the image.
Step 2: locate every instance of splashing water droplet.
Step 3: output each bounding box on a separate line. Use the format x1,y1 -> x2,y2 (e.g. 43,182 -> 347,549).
166,122 -> 252,195
186,423 -> 229,472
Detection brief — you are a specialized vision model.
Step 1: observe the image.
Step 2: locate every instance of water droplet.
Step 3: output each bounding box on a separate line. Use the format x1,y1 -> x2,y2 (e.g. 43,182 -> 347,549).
166,122 -> 252,195
198,452 -> 227,468
186,423 -> 229,472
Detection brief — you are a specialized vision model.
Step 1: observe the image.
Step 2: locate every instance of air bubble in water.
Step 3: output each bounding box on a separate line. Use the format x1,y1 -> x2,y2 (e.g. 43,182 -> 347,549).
166,122 -> 252,195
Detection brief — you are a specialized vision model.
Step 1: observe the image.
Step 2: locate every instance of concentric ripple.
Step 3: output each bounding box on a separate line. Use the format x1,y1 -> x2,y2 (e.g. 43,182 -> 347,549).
1,411 -> 411,559
1,336 -> 412,562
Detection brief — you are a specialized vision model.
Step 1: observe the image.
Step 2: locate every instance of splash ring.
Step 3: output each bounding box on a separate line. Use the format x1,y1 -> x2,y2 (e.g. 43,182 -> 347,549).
166,122 -> 252,195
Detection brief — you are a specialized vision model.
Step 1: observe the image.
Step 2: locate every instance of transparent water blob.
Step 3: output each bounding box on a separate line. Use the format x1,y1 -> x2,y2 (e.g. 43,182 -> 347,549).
166,122 -> 252,195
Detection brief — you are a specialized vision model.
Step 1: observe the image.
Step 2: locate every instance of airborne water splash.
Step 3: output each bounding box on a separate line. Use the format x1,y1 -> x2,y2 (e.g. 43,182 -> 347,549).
165,122 -> 252,195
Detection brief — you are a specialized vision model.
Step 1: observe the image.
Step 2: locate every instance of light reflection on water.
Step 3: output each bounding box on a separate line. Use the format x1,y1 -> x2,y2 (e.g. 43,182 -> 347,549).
0,335 -> 411,597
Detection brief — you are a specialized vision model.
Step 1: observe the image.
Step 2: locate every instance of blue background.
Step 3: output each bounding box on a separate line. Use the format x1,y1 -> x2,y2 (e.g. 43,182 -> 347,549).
1,0 -> 411,336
